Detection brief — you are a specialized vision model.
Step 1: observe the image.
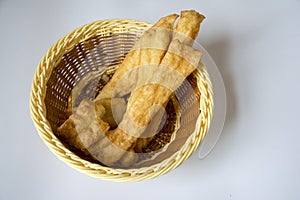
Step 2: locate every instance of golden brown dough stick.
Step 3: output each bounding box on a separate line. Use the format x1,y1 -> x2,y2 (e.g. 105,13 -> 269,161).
57,98 -> 126,153
173,10 -> 205,45
132,10 -> 205,152
57,100 -> 110,153
131,10 -> 205,149
95,14 -> 178,100
89,40 -> 202,166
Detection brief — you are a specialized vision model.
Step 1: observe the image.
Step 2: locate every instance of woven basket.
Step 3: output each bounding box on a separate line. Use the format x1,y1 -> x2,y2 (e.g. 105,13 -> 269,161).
30,19 -> 213,182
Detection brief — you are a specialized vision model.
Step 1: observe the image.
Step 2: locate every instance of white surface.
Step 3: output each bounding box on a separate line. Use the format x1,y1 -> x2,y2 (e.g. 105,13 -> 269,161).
1,0 -> 300,199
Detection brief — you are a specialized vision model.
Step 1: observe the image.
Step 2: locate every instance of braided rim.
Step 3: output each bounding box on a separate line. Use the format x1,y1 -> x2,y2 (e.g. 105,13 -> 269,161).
29,19 -> 213,182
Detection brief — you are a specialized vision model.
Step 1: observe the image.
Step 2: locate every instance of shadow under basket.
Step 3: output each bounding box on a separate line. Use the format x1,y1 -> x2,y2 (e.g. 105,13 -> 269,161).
30,19 -> 213,182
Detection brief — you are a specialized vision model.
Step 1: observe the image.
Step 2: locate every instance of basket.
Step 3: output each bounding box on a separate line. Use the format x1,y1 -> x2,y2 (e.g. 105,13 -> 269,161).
30,19 -> 213,182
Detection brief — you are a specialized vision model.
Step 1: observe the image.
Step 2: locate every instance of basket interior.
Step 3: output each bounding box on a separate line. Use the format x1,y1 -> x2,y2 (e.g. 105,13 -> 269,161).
44,32 -> 201,168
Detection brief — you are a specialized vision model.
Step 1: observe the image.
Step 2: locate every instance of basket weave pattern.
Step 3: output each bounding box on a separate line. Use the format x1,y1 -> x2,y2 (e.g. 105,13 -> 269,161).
30,19 -> 213,181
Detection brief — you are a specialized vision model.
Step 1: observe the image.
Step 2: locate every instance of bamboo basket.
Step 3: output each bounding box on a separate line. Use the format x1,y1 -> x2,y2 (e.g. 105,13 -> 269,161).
30,19 -> 213,182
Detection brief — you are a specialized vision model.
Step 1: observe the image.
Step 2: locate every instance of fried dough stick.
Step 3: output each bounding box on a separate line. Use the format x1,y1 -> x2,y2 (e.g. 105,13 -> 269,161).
134,10 -> 205,153
89,40 -> 202,166
95,14 -> 179,100
57,98 -> 126,153
57,100 -> 110,153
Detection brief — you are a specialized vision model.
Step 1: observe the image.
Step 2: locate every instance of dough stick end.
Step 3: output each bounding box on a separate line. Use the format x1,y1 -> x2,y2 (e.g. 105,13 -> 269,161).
174,10 -> 206,44
153,13 -> 179,29
180,10 -> 205,21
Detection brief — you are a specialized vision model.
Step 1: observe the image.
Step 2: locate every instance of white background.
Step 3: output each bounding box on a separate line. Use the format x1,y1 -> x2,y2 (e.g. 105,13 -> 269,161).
1,0 -> 300,199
